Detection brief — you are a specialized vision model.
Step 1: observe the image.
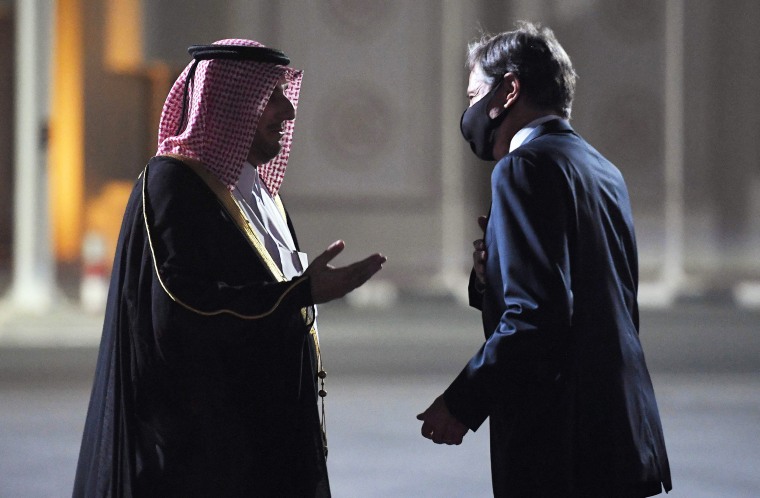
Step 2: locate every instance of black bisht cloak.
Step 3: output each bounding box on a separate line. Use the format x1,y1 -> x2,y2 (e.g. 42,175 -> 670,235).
73,156 -> 330,497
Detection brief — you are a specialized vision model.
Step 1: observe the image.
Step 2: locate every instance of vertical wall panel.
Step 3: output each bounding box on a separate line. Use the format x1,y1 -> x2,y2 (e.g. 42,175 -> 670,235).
0,8 -> 14,264
274,1 -> 451,289
280,2 -> 441,201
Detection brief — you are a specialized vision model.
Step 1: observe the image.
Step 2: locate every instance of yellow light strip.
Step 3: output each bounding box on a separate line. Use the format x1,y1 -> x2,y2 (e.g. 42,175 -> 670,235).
49,0 -> 84,261
104,0 -> 143,73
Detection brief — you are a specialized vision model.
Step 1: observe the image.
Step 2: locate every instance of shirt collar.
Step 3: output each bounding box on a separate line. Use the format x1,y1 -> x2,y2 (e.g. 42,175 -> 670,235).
237,161 -> 258,186
509,114 -> 563,152
236,161 -> 263,202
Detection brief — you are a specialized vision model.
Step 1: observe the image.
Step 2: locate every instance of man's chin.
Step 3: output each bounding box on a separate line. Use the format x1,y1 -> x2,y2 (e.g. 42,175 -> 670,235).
248,145 -> 282,165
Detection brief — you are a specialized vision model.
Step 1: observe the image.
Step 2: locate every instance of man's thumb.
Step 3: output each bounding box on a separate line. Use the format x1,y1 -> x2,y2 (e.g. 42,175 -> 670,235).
309,240 -> 345,269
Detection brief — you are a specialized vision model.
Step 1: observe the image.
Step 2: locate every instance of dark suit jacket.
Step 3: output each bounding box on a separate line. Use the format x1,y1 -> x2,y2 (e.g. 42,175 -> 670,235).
444,119 -> 671,497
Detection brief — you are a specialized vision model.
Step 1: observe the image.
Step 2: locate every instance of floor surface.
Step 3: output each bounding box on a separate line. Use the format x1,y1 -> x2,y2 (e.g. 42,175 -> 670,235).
1,298 -> 758,497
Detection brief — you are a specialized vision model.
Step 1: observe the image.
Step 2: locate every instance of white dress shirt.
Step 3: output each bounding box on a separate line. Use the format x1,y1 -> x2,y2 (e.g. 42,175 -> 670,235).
232,162 -> 307,281
509,114 -> 563,152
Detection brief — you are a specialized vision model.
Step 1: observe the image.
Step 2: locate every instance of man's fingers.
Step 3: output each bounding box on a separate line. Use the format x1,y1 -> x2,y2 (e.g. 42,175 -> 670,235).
477,215 -> 488,233
439,429 -> 457,445
342,254 -> 387,288
418,403 -> 435,439
433,423 -> 460,445
357,255 -> 386,278
346,253 -> 387,271
418,396 -> 468,445
437,419 -> 467,445
419,419 -> 434,439
308,251 -> 386,304
444,437 -> 463,445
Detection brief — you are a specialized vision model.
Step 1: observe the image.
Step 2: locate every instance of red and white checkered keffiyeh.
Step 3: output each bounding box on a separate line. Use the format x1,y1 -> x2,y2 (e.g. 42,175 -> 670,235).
156,38 -> 302,195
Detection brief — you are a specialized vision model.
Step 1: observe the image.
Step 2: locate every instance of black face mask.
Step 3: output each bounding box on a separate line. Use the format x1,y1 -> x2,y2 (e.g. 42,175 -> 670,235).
460,82 -> 509,161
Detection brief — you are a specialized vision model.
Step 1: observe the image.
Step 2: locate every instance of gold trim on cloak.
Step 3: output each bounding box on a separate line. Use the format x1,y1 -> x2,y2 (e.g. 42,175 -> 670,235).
142,154 -> 327,456
141,155 -> 313,327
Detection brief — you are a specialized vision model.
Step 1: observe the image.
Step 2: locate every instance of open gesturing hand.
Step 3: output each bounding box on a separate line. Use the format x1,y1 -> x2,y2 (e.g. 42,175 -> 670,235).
305,240 -> 387,304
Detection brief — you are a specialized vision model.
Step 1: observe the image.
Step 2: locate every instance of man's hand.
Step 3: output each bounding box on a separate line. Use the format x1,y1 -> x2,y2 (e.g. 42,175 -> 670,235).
305,240 -> 387,304
416,395 -> 469,445
473,215 -> 488,286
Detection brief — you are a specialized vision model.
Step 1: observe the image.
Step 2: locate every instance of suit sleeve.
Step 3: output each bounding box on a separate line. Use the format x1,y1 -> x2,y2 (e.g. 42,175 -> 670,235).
444,154 -> 574,430
144,162 -> 313,320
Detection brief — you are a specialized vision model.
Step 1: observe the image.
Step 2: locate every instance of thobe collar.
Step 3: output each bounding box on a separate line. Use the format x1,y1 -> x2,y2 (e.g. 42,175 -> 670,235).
234,161 -> 302,280
236,161 -> 266,205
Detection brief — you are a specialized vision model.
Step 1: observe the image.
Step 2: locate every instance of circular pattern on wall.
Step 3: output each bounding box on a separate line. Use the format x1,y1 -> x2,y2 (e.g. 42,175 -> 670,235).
314,82 -> 395,165
318,0 -> 398,38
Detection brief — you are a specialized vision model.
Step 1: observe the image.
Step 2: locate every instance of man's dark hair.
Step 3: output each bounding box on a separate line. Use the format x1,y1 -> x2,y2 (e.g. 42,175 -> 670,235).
467,21 -> 577,119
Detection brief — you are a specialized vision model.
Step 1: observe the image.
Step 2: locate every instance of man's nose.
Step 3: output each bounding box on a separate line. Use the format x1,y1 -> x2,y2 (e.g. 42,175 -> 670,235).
284,99 -> 296,120
278,96 -> 296,120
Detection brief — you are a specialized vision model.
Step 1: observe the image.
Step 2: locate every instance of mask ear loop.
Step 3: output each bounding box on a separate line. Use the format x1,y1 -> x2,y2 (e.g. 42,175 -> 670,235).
175,59 -> 200,136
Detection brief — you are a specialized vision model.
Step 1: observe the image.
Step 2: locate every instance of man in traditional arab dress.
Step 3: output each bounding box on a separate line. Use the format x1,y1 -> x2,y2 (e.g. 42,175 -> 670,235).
73,39 -> 385,498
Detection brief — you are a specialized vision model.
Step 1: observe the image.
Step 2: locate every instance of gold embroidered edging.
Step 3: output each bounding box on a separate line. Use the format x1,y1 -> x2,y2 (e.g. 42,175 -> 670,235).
141,162 -> 307,320
143,156 -> 326,450
169,154 -> 286,281
273,195 -> 287,223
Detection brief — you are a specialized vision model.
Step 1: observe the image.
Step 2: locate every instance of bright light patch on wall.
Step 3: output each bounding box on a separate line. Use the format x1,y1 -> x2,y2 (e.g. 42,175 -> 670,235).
105,0 -> 143,72
49,0 -> 84,262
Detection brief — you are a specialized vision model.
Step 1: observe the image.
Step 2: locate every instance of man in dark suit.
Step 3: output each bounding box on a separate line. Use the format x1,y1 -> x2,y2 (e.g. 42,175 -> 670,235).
417,22 -> 672,497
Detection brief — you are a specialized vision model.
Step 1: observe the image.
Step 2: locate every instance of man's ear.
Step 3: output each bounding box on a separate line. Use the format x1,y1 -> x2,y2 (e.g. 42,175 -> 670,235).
488,72 -> 519,119
502,72 -> 520,109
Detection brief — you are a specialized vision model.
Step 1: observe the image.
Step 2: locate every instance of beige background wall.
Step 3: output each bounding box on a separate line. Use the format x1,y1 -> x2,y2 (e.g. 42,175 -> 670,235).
1,0 -> 759,299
